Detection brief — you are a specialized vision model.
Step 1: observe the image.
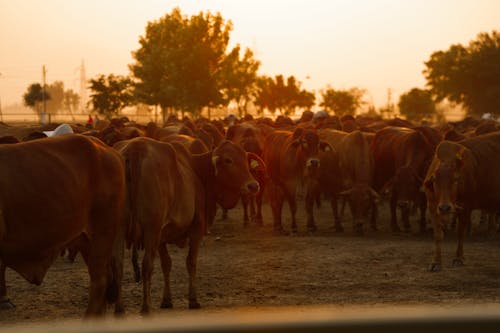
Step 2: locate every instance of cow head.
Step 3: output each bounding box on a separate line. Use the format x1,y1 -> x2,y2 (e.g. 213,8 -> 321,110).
424,141 -> 468,220
212,141 -> 262,208
291,129 -> 332,177
340,184 -> 380,235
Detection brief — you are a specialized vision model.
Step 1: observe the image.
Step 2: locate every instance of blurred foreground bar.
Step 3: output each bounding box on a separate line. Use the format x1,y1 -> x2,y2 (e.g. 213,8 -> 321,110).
7,304 -> 500,333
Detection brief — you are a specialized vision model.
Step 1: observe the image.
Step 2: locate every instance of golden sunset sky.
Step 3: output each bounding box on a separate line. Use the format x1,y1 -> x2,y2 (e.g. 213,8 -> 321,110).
1,0 -> 499,109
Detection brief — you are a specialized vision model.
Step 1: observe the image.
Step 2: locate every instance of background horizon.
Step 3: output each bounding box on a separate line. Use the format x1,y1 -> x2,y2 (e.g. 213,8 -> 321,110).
1,0 -> 499,115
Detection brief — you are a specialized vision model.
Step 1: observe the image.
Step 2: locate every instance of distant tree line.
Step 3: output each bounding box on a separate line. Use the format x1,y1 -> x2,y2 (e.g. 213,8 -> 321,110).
22,7 -> 500,122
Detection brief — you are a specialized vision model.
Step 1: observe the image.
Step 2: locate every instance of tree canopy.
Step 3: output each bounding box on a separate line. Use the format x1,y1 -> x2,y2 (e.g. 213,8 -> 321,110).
423,30 -> 500,117
88,74 -> 133,120
130,7 -> 258,118
319,87 -> 365,117
23,83 -> 50,114
398,88 -> 437,122
254,75 -> 314,116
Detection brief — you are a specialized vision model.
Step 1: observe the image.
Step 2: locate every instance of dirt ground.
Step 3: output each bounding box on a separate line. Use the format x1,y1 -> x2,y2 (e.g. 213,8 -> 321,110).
1,195 -> 499,326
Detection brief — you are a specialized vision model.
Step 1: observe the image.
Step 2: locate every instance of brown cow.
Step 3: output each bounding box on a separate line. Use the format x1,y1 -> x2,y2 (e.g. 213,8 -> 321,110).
0,135 -> 126,316
262,128 -> 330,234
424,132 -> 500,272
372,127 -> 435,233
320,129 -> 379,234
115,138 -> 262,313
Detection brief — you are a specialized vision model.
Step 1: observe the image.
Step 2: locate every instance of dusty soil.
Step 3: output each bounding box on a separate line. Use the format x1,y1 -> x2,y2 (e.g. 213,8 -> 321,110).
1,195 -> 499,326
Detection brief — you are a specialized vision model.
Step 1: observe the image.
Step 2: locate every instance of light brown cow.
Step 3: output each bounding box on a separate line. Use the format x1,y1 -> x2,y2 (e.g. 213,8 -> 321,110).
0,135 -> 126,316
115,138 -> 262,313
424,132 -> 500,272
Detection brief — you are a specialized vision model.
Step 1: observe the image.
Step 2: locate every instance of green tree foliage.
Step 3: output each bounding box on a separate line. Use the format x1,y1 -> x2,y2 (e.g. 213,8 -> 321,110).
23,83 -> 50,114
63,89 -> 80,119
254,75 -> 315,116
423,30 -> 500,117
130,7 -> 246,118
45,81 -> 65,115
88,74 -> 133,120
398,88 -> 437,122
219,45 -> 260,117
319,87 -> 365,117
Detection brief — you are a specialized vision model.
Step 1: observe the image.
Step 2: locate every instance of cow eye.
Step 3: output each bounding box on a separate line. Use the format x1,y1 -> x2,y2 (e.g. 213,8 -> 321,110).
224,157 -> 233,165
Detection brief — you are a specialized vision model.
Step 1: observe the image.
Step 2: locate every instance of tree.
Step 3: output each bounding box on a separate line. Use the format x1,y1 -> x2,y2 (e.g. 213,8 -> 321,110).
45,81 -> 65,115
130,7 -> 237,118
398,88 -> 437,122
88,74 -> 133,120
23,83 -> 50,115
254,74 -> 315,116
219,45 -> 260,117
423,30 -> 500,117
63,89 -> 80,120
319,87 -> 365,117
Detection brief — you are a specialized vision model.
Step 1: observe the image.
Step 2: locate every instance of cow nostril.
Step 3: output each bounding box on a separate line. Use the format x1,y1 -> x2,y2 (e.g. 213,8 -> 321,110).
247,181 -> 260,194
310,159 -> 320,168
438,204 -> 452,214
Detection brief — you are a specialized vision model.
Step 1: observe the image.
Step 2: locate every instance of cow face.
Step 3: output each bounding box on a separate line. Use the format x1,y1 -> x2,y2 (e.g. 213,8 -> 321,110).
340,184 -> 379,235
212,141 -> 261,208
292,130 -> 332,177
424,142 -> 466,221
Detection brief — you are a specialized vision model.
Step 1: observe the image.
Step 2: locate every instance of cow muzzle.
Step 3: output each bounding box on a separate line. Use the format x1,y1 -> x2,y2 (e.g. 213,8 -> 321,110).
306,158 -> 320,169
242,180 -> 260,195
438,203 -> 453,214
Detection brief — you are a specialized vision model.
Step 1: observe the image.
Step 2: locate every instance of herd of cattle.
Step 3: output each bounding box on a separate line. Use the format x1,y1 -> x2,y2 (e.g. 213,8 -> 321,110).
0,110 -> 499,317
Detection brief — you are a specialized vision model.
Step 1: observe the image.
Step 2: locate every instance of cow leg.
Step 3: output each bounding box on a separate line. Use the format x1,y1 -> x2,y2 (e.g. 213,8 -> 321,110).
268,182 -> 287,235
85,236 -> 113,317
401,206 -> 411,232
253,188 -> 264,226
283,184 -> 298,234
132,245 -> 141,283
0,262 -> 15,309
418,195 -> 428,234
141,238 -> 158,314
241,194 -> 250,226
370,198 -> 379,231
305,185 -> 318,233
331,195 -> 343,232
453,209 -> 471,267
428,198 -> 443,272
186,236 -> 202,309
158,242 -> 173,309
390,193 -> 401,232
249,196 -> 257,223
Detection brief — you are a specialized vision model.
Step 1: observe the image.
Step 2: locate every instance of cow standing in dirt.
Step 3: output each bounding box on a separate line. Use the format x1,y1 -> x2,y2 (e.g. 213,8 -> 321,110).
262,128 -> 330,234
115,138 -> 262,313
0,135 -> 126,317
424,132 -> 500,271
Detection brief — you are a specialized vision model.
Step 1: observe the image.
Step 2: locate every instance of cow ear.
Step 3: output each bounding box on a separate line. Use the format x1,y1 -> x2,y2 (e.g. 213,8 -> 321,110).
339,188 -> 352,197
247,152 -> 266,172
319,141 -> 333,152
455,147 -> 465,169
370,188 -> 381,203
423,175 -> 434,192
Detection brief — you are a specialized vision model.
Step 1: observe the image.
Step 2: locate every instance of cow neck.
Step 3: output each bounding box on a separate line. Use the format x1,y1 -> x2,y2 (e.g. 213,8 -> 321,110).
191,151 -> 217,223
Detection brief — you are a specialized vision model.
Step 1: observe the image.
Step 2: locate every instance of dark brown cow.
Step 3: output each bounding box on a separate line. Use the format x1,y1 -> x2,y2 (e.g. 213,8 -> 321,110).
0,135 -> 126,316
424,132 -> 500,272
115,138 -> 262,313
262,128 -> 330,234
372,127 -> 435,233
320,129 -> 379,234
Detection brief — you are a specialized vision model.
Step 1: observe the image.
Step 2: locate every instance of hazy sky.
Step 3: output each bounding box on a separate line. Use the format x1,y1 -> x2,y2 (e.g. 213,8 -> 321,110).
1,0 -> 499,108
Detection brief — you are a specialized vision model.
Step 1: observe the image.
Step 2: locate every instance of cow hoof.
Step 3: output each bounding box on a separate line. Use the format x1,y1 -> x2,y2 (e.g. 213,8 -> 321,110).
160,300 -> 173,309
452,258 -> 465,267
189,301 -> 201,309
0,299 -> 15,310
253,217 -> 263,226
114,305 -> 126,316
307,225 -> 318,233
335,225 -> 344,233
273,228 -> 289,236
392,226 -> 401,233
428,263 -> 442,272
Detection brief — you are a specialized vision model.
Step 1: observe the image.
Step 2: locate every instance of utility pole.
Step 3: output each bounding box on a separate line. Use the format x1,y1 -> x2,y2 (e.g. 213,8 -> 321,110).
79,59 -> 87,114
0,72 -> 3,123
42,65 -> 49,124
